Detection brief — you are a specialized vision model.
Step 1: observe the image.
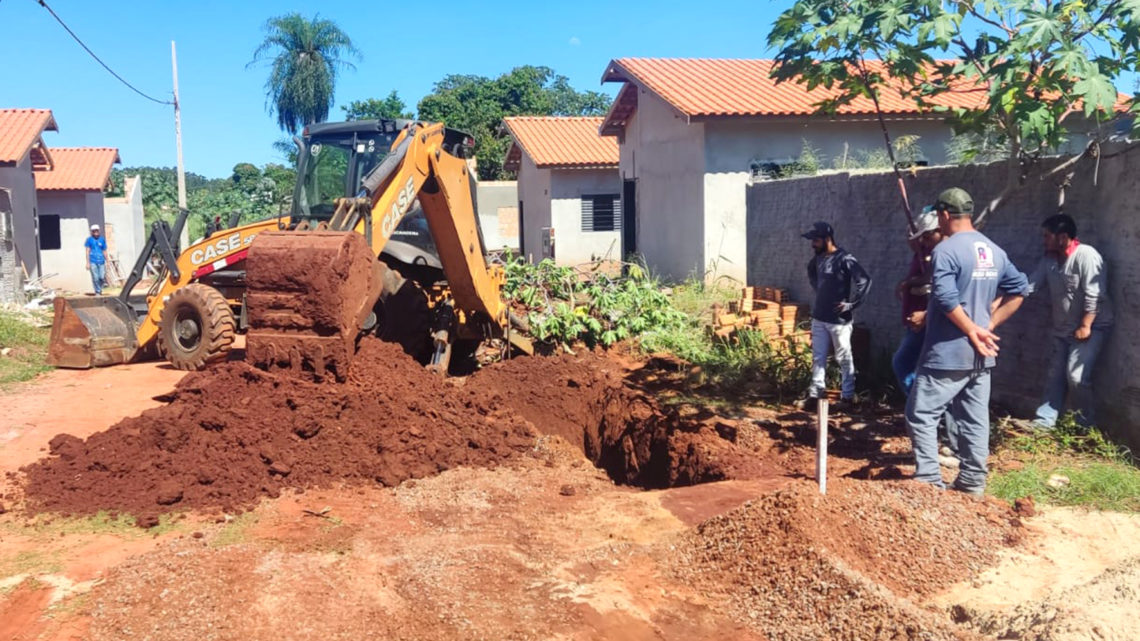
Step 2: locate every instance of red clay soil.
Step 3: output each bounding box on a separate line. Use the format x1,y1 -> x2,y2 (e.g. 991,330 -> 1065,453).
672,478 -> 1022,641
244,231 -> 384,382
21,339 -> 534,526
20,342 -> 769,526
466,350 -> 772,488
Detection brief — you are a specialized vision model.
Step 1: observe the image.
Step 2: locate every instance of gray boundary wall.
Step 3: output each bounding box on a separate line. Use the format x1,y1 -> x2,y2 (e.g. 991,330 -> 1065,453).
746,150 -> 1140,448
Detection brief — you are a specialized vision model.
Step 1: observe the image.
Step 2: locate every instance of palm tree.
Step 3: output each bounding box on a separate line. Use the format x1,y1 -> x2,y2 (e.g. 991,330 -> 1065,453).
248,13 -> 360,134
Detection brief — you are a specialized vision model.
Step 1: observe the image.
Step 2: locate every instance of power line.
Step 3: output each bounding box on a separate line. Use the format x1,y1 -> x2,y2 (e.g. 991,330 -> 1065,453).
36,0 -> 174,105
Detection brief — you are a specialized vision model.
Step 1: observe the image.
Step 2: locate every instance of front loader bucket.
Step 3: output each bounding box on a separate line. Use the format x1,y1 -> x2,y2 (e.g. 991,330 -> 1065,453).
47,296 -> 139,368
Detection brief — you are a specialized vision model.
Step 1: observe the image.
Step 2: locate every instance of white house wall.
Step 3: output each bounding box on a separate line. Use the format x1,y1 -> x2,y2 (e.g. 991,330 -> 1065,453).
517,153 -> 552,262
104,175 -> 144,277
619,88 -> 707,282
474,180 -> 519,252
38,191 -> 105,292
702,117 -> 955,173
549,168 -> 622,265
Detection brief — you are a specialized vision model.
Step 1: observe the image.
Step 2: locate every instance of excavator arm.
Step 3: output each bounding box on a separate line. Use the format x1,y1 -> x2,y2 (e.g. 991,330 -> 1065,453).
244,122 -> 526,381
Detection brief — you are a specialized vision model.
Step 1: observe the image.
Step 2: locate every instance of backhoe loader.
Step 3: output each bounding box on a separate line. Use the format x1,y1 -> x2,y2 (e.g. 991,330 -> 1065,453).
47,118 -> 529,375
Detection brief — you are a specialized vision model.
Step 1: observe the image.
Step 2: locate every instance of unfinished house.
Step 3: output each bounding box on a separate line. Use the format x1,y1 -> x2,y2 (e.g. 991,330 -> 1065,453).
503,117 -> 622,265
598,58 -> 965,283
0,108 -> 58,282
34,147 -> 121,292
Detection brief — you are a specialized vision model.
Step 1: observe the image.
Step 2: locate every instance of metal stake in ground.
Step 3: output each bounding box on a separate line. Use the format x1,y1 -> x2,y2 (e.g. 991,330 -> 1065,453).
816,398 -> 828,494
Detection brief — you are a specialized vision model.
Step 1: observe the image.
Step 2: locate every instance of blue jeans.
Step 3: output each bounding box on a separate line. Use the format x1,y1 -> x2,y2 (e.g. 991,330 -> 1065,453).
894,328 -> 958,452
809,319 -> 855,399
1034,331 -> 1107,428
906,368 -> 992,491
892,328 -> 925,396
90,262 -> 105,295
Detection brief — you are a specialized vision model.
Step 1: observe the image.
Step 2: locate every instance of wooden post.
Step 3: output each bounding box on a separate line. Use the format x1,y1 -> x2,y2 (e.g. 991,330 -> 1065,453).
172,40 -> 188,249
816,398 -> 828,494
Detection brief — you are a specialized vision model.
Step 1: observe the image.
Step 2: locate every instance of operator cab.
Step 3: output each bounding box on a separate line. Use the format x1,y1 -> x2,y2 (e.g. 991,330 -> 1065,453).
292,119 -> 468,273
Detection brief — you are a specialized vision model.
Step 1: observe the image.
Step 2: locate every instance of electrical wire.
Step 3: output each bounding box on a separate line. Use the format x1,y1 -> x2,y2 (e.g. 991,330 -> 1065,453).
35,0 -> 174,105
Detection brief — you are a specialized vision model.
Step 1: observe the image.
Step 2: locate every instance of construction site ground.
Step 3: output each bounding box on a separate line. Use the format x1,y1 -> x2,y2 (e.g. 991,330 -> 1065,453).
2,345 -> 1140,641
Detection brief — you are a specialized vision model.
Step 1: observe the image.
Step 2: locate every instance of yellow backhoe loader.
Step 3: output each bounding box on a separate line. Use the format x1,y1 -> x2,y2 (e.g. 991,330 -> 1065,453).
48,118 -> 530,375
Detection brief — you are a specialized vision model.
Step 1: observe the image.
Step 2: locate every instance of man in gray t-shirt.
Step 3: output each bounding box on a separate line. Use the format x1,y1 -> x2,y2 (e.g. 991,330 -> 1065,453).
905,188 -> 1029,496
1026,214 -> 1113,428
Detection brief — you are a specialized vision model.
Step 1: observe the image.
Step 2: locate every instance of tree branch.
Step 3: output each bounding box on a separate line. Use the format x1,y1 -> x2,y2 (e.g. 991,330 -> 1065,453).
964,1 -> 1016,37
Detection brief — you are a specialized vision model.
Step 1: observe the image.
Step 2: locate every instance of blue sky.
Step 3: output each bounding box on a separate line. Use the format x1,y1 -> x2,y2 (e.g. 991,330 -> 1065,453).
0,0 -> 794,178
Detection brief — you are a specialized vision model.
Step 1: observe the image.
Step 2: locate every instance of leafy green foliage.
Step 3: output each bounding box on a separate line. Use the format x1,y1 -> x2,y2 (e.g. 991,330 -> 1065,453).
503,256 -> 686,348
768,0 -> 1139,219
417,66 -> 612,180
342,90 -> 415,121
248,13 -> 361,134
110,162 -> 296,241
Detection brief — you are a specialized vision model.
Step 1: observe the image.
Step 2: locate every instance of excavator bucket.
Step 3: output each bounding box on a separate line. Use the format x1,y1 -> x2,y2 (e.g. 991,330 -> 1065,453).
46,296 -> 139,368
244,231 -> 384,382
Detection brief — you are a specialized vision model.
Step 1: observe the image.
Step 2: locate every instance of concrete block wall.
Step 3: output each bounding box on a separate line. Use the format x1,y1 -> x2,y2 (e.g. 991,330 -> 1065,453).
746,151 -> 1140,449
0,189 -> 24,304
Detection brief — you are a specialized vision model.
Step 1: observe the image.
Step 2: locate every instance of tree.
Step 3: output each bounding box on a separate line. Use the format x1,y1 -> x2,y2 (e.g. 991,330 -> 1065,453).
417,66 -> 612,180
768,0 -> 1139,223
342,90 -> 415,120
249,13 -> 361,134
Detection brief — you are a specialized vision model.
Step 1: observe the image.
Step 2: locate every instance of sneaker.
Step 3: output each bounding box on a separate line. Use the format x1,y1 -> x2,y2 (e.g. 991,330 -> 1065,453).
939,445 -> 957,458
938,454 -> 960,469
794,397 -> 819,412
949,479 -> 984,498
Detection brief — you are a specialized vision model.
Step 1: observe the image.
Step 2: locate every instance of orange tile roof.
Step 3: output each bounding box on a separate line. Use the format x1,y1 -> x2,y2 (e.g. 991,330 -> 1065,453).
503,116 -> 618,170
0,108 -> 58,165
601,58 -> 991,122
35,147 -> 120,191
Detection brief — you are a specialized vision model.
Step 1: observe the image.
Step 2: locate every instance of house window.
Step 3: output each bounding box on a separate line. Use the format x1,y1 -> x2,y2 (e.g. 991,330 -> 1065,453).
40,215 -> 61,251
581,194 -> 622,232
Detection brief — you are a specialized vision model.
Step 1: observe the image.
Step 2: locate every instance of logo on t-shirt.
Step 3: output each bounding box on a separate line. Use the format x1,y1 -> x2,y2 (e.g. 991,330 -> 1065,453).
974,242 -> 994,269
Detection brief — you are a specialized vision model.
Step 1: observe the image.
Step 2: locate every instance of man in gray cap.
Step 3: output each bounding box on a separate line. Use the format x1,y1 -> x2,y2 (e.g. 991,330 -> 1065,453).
905,188 -> 1028,496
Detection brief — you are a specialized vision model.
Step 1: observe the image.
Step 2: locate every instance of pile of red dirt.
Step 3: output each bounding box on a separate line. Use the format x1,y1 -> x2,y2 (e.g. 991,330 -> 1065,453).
21,341 -> 773,526
465,350 -> 772,488
671,478 -> 1022,640
22,340 -> 535,526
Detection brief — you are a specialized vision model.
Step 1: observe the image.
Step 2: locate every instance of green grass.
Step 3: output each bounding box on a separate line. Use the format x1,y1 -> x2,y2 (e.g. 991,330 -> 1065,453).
989,414 -> 1140,512
5,510 -> 184,540
0,310 -> 52,385
989,460 -> 1140,512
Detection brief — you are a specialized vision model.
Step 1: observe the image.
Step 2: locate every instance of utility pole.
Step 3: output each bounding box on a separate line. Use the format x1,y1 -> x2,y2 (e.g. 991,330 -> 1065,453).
172,40 -> 189,248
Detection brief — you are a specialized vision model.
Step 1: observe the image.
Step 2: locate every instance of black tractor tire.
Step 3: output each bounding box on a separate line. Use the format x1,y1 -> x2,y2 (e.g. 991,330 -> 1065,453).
157,283 -> 236,371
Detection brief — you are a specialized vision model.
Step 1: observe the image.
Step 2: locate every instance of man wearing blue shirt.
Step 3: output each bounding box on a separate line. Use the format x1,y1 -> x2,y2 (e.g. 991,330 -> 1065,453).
84,224 -> 107,295
905,188 -> 1029,496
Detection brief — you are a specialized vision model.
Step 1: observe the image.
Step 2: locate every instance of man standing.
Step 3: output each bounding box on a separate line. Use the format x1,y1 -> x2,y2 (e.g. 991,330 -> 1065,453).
85,224 -> 107,295
1026,214 -> 1113,428
802,221 -> 872,409
905,188 -> 1028,496
892,208 -> 941,395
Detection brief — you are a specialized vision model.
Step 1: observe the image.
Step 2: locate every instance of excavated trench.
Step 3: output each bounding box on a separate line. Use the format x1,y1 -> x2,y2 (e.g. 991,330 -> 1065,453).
21,339 -> 768,526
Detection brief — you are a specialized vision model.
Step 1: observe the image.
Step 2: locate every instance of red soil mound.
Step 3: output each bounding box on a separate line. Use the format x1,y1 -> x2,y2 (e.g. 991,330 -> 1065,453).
22,340 -> 535,526
22,343 -> 773,525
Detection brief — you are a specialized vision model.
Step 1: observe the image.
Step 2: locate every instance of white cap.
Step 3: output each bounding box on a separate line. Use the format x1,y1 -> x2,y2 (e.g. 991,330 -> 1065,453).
90,224 -> 100,231
908,209 -> 938,240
